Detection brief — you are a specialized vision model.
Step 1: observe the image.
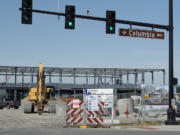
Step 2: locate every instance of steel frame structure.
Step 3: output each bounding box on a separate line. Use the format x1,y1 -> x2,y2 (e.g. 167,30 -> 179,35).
0,66 -> 165,87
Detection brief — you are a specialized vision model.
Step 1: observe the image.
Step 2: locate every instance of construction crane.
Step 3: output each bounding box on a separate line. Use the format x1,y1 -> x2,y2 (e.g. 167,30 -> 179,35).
24,63 -> 54,115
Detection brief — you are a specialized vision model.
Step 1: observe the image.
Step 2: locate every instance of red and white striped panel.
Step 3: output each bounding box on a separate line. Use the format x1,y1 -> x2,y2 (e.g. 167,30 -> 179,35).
98,102 -> 104,108
66,100 -> 84,107
86,110 -> 104,116
87,117 -> 103,125
66,108 -> 84,116
66,117 -> 83,124
86,102 -> 104,116
67,100 -> 74,106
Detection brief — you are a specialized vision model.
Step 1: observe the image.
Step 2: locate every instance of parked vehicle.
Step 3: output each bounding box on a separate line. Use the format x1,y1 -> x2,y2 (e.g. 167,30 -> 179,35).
0,98 -> 20,109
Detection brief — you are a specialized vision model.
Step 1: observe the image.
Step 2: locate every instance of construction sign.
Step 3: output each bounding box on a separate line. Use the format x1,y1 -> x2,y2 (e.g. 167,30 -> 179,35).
72,99 -> 81,108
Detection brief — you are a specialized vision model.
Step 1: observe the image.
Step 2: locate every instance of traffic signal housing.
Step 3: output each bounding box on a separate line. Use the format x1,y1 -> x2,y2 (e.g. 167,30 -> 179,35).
65,5 -> 75,29
21,0 -> 32,24
106,11 -> 116,34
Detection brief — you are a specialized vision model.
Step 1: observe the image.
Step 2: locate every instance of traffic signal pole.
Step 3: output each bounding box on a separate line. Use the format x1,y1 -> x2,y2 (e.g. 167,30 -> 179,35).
165,0 -> 177,125
19,8 -> 169,30
19,0 -> 177,125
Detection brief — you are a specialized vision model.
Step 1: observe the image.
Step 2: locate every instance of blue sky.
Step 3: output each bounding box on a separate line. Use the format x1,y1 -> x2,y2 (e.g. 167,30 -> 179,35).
0,0 -> 180,85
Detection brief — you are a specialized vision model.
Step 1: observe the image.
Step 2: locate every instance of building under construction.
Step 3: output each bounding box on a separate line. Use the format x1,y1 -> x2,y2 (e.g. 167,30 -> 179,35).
0,66 -> 165,101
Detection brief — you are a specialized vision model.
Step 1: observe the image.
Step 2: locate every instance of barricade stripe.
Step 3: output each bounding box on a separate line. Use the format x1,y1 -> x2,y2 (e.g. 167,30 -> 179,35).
100,109 -> 104,115
74,117 -> 83,123
98,102 -> 104,108
71,117 -> 77,123
66,117 -> 70,122
67,100 -> 72,105
74,117 -> 80,123
76,109 -> 83,115
98,116 -> 103,123
71,108 -> 78,115
87,111 -> 93,116
67,100 -> 70,105
97,117 -> 103,124
87,117 -> 93,124
79,101 -> 83,106
77,117 -> 83,123
95,111 -> 100,116
66,108 -> 74,115
66,108 -> 71,113
94,118 -> 100,125
66,117 -> 73,123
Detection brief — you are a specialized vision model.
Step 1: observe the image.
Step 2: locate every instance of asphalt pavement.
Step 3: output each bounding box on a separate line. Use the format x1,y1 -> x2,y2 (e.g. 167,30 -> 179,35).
0,128 -> 180,135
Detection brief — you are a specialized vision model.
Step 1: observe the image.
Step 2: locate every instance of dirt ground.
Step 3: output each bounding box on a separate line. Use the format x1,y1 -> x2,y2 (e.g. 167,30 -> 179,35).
0,107 -> 65,129
1,104 -> 180,129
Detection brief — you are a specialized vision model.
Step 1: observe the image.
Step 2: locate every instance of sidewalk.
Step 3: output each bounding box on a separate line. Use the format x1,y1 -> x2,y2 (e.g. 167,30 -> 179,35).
111,125 -> 180,131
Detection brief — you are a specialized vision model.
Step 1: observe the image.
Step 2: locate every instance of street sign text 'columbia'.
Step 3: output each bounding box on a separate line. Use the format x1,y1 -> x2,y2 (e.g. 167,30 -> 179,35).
119,28 -> 165,39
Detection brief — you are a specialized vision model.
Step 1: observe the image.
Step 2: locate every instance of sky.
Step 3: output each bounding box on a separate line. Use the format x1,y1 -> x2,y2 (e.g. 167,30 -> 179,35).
0,0 -> 180,85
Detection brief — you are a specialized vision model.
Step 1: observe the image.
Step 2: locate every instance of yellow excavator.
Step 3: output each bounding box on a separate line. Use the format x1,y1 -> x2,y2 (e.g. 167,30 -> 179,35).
24,63 -> 55,115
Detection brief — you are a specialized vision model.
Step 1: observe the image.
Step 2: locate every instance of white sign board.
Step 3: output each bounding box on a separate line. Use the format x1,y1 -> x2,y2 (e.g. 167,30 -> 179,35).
72,99 -> 81,108
85,88 -> 114,108
87,95 -> 99,111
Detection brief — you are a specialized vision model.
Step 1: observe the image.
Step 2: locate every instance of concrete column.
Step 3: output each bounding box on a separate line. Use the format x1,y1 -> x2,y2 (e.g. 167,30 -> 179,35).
99,75 -> 102,88
49,72 -> 52,84
151,71 -> 154,84
141,72 -> 145,84
127,73 -> 129,84
5,69 -> 8,85
73,69 -> 76,98
59,71 -> 62,88
114,69 -> 116,85
134,73 -> 138,85
73,69 -> 76,88
163,70 -> 166,85
104,69 -> 107,88
14,67 -> 17,86
31,72 -> 34,86
22,72 -> 24,86
120,73 -> 122,85
59,71 -> 62,97
98,76 -> 100,88
86,72 -> 88,88
14,67 -> 17,101
111,75 -> 114,87
94,69 -> 96,88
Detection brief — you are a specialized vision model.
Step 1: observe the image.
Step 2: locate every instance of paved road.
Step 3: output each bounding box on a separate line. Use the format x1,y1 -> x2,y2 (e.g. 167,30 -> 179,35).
0,128 -> 180,135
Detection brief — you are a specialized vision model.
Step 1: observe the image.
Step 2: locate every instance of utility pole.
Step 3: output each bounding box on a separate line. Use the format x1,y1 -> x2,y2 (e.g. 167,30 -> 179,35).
165,0 -> 177,125
57,0 -> 60,20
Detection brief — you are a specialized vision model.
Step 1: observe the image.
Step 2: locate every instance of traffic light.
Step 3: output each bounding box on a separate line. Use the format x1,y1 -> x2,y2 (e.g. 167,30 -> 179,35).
65,5 -> 75,29
21,0 -> 32,24
106,11 -> 116,34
